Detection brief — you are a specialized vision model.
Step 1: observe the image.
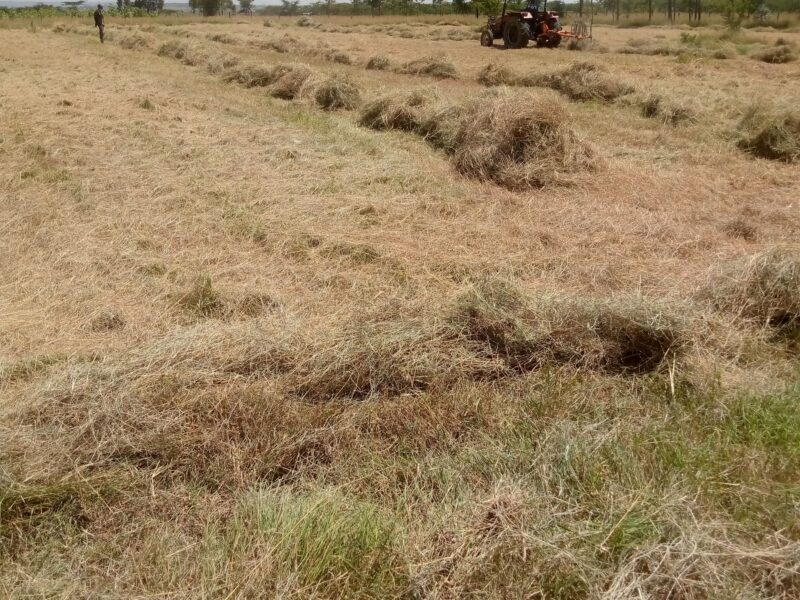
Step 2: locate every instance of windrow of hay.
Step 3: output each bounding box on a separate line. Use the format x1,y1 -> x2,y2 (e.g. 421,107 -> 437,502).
268,64 -> 318,100
699,248 -> 800,330
737,104 -> 800,162
395,55 -> 458,79
477,63 -> 520,87
118,31 -> 153,50
752,41 -> 798,63
366,54 -> 391,70
156,39 -> 210,67
536,61 -> 634,102
450,89 -> 597,189
358,87 -> 596,189
358,88 -> 438,132
223,63 -> 283,87
451,278 -> 685,374
314,75 -> 362,111
640,94 -> 696,126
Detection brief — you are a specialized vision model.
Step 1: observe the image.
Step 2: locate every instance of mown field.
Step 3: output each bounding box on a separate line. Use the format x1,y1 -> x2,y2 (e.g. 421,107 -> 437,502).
1,13 -> 799,599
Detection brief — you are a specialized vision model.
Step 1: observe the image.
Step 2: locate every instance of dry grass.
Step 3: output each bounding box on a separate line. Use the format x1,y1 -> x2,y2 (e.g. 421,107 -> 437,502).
452,278 -> 685,374
451,89 -> 597,189
753,42 -> 798,63
395,55 -> 458,79
538,61 -> 635,102
313,75 -> 362,111
640,93 -> 696,125
699,248 -> 800,329
118,31 -> 153,49
366,54 -> 391,70
4,21 -> 800,600
737,104 -> 800,162
358,88 -> 438,131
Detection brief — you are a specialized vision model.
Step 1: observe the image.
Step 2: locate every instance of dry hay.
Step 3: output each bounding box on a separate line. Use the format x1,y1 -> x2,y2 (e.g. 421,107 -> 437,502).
477,63 -> 517,87
395,55 -> 458,79
314,75 -> 362,111
450,89 -> 597,189
358,88 -> 438,132
321,48 -> 353,65
118,31 -> 153,50
618,39 -> 675,56
737,104 -> 800,162
753,41 -> 798,63
156,40 -> 210,67
366,55 -> 391,70
267,64 -> 318,100
699,248 -> 800,330
206,51 -> 240,74
538,61 -> 634,102
418,104 -> 465,153
640,94 -> 696,126
207,33 -> 237,45
223,63 -> 282,87
451,278 -> 685,374
296,15 -> 316,28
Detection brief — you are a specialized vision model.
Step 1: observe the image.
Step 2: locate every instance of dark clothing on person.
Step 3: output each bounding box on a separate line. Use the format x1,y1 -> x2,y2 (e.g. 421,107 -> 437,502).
94,8 -> 104,43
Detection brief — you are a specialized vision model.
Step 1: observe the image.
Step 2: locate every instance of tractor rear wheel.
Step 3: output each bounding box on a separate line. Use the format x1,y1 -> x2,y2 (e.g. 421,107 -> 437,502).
503,20 -> 531,49
480,29 -> 494,47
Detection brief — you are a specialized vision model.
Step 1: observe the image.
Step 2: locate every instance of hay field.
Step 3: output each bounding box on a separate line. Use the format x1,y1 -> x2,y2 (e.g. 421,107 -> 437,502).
1,15 -> 800,599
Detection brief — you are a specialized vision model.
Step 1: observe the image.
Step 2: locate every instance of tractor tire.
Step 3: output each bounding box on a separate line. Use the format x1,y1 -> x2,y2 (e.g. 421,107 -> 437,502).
480,29 -> 494,47
503,20 -> 531,49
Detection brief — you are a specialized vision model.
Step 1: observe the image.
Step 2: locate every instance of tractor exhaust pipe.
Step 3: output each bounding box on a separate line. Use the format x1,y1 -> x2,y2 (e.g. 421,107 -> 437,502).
502,0 -> 507,17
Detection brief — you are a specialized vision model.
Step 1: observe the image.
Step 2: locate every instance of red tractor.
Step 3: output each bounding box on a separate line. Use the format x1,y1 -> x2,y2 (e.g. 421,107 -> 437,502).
480,0 -> 565,49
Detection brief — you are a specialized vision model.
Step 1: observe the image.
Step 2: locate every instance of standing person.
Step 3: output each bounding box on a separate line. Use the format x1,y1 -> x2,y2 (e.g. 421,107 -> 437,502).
94,4 -> 105,44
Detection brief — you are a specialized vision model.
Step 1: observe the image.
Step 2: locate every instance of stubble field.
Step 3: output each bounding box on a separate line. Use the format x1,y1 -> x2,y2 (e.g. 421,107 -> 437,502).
1,13 -> 799,599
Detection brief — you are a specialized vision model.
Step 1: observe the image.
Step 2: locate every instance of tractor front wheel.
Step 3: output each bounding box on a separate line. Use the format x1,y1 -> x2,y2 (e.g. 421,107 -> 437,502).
503,21 -> 531,49
480,29 -> 494,47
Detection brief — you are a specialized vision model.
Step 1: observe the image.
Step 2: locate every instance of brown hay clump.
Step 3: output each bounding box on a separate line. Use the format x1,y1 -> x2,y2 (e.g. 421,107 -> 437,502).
358,88 -> 438,132
268,65 -> 318,100
418,104 -> 466,153
206,51 -> 240,74
396,55 -> 457,79
156,40 -> 209,67
450,90 -> 596,189
296,15 -> 316,27
538,61 -> 634,102
640,94 -> 696,126
737,104 -> 800,163
224,63 -> 285,88
314,75 -> 362,111
452,279 -> 685,374
699,248 -> 800,330
366,55 -> 391,70
323,49 -> 353,65
119,31 -> 153,49
477,63 -> 517,86
753,44 -> 797,63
